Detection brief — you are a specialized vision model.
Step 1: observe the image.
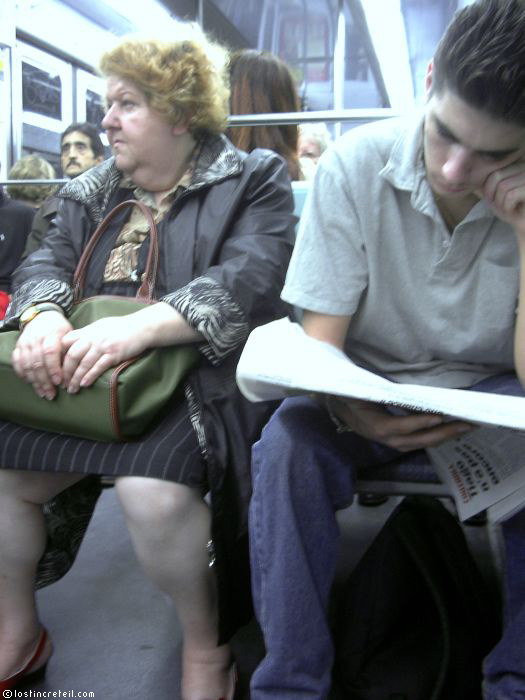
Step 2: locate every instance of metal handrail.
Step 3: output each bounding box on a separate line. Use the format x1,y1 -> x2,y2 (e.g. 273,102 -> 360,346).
227,108 -> 398,126
0,179 -> 68,186
1,108 -> 398,186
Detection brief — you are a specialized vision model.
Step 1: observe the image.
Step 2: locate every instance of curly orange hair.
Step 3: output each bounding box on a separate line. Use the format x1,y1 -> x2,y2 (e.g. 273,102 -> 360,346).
100,26 -> 230,136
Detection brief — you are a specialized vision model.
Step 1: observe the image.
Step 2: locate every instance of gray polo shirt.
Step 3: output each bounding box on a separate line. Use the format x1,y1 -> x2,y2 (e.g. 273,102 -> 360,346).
282,114 -> 519,389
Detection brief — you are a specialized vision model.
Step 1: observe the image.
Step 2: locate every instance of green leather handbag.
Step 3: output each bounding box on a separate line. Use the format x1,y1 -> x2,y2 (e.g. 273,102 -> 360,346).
0,200 -> 199,442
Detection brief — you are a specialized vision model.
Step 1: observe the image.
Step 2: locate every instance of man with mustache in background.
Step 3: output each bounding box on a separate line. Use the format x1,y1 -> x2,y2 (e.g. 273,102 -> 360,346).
24,122 -> 105,256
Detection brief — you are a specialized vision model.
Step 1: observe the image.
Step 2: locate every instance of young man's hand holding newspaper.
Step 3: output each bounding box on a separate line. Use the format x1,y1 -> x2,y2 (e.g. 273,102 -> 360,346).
236,318 -> 525,522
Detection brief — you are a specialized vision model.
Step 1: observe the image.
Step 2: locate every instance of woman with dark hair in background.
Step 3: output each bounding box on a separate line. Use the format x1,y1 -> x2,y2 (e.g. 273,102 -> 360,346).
0,163 -> 35,318
228,49 -> 303,181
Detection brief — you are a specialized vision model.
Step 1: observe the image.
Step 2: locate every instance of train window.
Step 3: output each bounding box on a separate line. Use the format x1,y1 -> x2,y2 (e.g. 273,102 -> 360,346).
76,69 -> 106,132
276,4 -> 335,111
211,0 -> 337,110
279,8 -> 331,84
86,90 -> 105,129
11,42 -> 72,172
15,42 -> 73,133
208,0 -> 386,111
276,1 -> 385,111
22,62 -> 62,120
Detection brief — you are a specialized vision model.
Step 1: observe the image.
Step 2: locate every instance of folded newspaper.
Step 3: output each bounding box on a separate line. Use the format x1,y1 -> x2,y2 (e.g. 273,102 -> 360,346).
236,317 -> 525,522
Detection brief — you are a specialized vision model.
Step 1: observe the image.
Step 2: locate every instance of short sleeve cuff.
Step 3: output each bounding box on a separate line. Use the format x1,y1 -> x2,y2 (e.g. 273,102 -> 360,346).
281,283 -> 359,317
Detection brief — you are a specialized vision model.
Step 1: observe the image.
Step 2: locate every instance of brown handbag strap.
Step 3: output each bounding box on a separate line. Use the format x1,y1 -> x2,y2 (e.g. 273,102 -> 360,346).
73,199 -> 159,302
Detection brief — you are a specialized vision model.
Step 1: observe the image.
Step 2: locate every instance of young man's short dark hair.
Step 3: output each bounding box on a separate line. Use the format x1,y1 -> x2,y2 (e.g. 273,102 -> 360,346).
432,0 -> 525,125
61,122 -> 105,159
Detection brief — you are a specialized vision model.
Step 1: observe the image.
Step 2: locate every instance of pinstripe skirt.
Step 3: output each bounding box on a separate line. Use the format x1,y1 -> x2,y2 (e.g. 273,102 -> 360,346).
0,282 -> 207,488
0,390 -> 207,487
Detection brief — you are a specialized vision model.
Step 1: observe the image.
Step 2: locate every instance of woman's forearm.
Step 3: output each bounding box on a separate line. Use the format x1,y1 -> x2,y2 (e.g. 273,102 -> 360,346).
135,301 -> 204,348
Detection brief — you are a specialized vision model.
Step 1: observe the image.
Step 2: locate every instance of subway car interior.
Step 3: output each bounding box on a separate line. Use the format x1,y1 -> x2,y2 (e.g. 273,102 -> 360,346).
0,0 -> 506,698
1,0 -> 474,174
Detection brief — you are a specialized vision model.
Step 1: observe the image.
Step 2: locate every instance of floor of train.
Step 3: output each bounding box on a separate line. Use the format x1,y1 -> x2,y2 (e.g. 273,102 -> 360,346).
31,488 -> 499,699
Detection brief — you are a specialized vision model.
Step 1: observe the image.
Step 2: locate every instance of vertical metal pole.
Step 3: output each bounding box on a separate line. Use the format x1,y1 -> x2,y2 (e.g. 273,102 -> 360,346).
72,66 -> 78,123
333,0 -> 346,138
257,0 -> 268,50
197,0 -> 204,27
0,0 -> 16,171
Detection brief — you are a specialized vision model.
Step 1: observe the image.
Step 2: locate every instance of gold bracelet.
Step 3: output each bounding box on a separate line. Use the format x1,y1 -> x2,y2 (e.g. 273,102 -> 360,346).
19,302 -> 65,331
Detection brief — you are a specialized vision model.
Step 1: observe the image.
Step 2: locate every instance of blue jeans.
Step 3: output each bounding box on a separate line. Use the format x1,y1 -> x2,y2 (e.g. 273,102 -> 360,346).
248,373 -> 525,700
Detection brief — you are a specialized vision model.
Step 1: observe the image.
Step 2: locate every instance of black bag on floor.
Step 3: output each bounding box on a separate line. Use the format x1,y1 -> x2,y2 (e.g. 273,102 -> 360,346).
332,496 -> 502,700
35,476 -> 102,589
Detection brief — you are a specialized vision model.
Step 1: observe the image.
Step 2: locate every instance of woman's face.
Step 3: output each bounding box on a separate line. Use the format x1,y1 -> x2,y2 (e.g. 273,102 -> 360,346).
102,76 -> 182,188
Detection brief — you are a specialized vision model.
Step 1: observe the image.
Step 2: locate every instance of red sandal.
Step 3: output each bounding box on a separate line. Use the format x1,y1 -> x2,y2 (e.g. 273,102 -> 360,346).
0,627 -> 51,691
218,663 -> 237,700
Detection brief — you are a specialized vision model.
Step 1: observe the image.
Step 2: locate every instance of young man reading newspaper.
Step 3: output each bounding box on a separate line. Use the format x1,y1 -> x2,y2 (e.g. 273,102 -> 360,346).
248,1 -> 525,698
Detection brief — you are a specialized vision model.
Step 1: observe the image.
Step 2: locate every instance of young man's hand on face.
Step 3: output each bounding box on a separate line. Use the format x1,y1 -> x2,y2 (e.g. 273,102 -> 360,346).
479,160 -> 525,237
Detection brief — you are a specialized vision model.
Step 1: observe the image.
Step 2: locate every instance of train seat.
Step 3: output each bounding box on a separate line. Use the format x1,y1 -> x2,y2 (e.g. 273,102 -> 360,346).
354,451 -> 447,497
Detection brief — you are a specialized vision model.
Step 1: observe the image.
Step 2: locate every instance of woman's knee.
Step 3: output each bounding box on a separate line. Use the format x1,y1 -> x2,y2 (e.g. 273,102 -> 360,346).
0,469 -> 84,504
115,476 -> 202,529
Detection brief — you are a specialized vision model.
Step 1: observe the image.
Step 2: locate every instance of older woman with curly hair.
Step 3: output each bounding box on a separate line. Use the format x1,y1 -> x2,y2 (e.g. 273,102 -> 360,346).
0,25 -> 294,700
7,155 -> 58,208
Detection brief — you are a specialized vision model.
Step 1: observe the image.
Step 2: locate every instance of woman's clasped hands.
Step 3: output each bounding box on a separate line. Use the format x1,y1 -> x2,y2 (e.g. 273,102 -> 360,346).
12,309 -> 154,400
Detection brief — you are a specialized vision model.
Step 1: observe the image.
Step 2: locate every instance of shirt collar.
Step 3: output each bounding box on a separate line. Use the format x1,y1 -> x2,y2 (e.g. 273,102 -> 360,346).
380,110 -> 427,194
380,111 -> 494,222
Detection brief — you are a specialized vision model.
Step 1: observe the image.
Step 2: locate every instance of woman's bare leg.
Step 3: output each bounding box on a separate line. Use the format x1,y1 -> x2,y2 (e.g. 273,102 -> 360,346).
0,469 -> 85,679
115,476 -> 232,700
